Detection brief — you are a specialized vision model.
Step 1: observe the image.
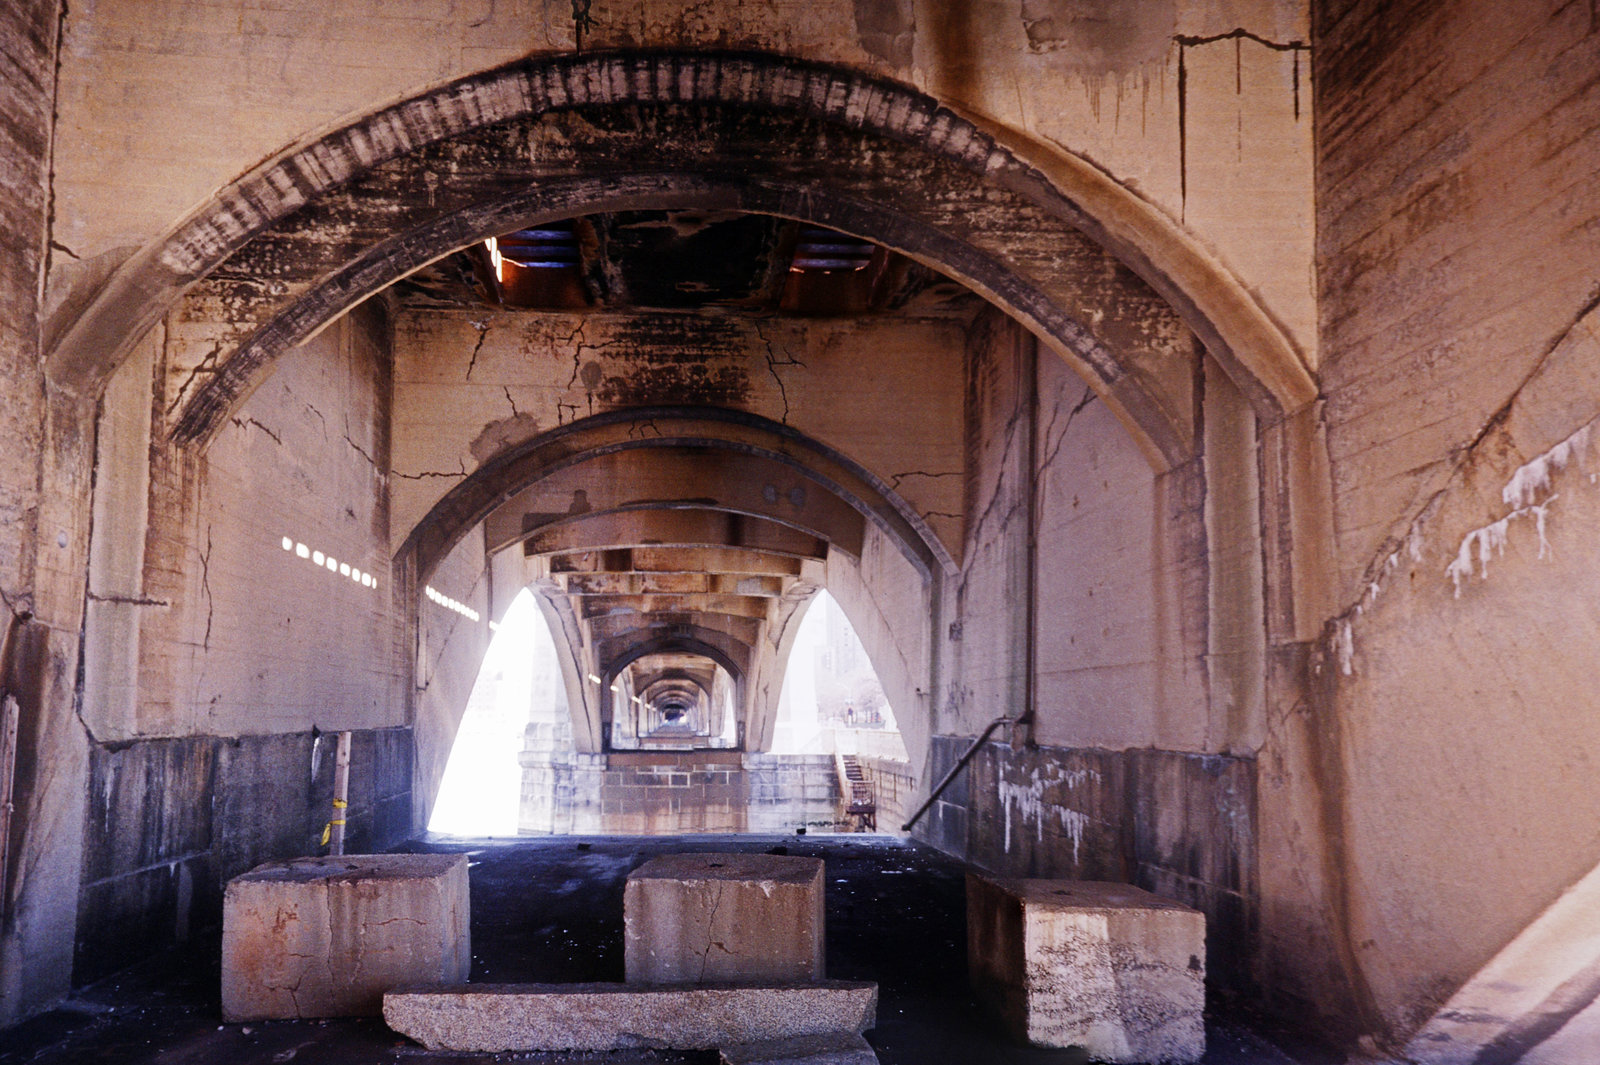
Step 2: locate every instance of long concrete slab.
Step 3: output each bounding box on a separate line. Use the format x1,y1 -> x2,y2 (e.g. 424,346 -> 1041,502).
383,981 -> 878,1052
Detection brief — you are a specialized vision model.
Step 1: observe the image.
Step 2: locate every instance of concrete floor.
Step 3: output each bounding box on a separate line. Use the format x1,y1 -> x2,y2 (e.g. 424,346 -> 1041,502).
0,834 -> 1351,1065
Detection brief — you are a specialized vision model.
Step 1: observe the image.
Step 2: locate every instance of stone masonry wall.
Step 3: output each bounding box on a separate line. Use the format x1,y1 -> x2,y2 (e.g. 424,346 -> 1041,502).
521,751 -> 843,835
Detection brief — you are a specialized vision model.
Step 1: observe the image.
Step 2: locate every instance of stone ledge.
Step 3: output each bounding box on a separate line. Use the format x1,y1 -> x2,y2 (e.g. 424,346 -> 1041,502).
383,981 -> 878,1052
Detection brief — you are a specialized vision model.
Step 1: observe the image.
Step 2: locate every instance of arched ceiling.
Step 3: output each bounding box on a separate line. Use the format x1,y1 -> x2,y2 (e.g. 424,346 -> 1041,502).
53,51 -> 1317,755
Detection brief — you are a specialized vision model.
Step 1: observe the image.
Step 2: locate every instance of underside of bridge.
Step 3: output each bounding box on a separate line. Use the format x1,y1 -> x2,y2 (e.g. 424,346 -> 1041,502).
1,2 -> 1599,1062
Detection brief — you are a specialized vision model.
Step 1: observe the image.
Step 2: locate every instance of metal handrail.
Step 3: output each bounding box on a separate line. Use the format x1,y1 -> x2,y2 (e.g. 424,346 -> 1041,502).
901,713 -> 1027,832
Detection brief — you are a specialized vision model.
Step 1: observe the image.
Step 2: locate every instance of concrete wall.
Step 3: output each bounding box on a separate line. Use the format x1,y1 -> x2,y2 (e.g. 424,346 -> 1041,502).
73,726 -> 412,986
66,300 -> 416,994
0,0 -> 52,612
923,737 -> 1256,995
855,754 -> 917,835
0,0 -> 65,1029
916,307 -> 1263,998
391,309 -> 968,558
1311,0 -> 1600,1042
82,302 -> 404,742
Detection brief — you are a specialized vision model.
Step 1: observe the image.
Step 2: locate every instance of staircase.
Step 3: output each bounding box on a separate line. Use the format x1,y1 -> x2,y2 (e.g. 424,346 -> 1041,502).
836,754 -> 876,832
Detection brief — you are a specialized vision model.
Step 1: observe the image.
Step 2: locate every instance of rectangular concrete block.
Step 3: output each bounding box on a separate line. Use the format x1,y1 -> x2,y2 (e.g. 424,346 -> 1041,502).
383,981 -> 878,1052
967,875 -> 1205,1064
222,853 -> 470,1021
625,853 -> 824,983
719,1031 -> 879,1064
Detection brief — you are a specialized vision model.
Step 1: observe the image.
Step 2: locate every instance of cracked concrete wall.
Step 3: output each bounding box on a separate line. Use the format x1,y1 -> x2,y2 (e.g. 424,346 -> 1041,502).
0,0 -> 52,618
1312,0 -> 1600,1046
65,299 -> 416,995
1031,345 -> 1210,751
82,302 -> 404,742
390,309 -> 967,559
42,0 -> 1315,370
919,309 -> 1265,997
0,0 -> 77,1030
933,310 -> 1216,744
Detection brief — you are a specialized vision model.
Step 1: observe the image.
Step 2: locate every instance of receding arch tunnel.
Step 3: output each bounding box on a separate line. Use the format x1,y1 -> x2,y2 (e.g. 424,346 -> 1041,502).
24,37 -> 1365,1057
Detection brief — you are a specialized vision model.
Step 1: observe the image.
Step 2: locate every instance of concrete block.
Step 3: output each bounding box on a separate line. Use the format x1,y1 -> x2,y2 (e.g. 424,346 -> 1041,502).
720,1031 -> 879,1064
222,853 -> 470,1021
383,981 -> 878,1052
625,853 -> 824,983
967,875 -> 1204,1064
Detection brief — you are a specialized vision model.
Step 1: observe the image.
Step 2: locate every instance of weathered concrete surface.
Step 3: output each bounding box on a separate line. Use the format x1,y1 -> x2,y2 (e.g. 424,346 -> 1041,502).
221,854 -> 469,1021
926,739 -> 1255,994
382,981 -> 878,1052
719,1030 -> 878,1065
45,2 -> 1315,368
75,727 -> 414,985
0,0 -> 74,1030
625,854 -> 825,984
392,310 -> 969,560
967,875 -> 1205,1063
84,303 -> 405,743
521,749 -> 844,836
1402,856 -> 1600,1065
1294,0 -> 1600,1049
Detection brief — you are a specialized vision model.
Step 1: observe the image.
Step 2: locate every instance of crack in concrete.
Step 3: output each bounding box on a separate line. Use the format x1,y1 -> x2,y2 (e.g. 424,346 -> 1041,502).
39,0 -> 69,294
887,470 -> 961,490
697,882 -> 726,983
342,414 -> 378,470
465,317 -> 492,380
230,416 -> 283,446
627,418 -> 663,439
1037,385 -> 1096,482
503,386 -> 520,419
557,320 -> 624,392
755,322 -> 805,425
164,343 -> 224,420
1324,288 -> 1600,670
86,592 -> 170,607
391,459 -> 468,481
199,525 -> 214,653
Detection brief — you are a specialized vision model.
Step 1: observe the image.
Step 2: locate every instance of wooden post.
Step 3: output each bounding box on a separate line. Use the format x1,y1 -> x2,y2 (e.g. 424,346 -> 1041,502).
0,694 -> 18,908
330,730 -> 352,855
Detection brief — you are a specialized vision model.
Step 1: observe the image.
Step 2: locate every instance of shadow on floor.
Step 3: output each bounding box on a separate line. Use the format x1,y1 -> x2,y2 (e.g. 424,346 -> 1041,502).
0,833 -> 1347,1064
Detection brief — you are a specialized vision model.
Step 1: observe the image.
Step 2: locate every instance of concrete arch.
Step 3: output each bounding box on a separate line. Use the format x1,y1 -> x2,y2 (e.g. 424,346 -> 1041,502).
605,636 -> 746,688
47,50 -> 1313,464
408,407 -> 952,586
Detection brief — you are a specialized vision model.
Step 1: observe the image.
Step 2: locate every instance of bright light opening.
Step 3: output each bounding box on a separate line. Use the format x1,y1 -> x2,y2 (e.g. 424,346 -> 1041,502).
771,590 -> 907,759
428,589 -> 556,835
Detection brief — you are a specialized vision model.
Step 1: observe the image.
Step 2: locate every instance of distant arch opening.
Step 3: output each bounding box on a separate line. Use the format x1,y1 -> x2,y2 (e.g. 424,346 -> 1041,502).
429,589 -> 565,836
